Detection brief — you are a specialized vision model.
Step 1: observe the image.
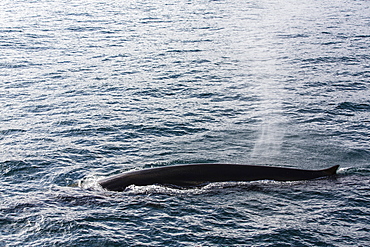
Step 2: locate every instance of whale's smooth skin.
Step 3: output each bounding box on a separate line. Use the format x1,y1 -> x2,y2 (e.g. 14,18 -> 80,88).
98,164 -> 339,191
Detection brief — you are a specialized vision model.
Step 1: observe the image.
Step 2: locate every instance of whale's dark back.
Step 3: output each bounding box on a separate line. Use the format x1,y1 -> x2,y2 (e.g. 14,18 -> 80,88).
99,164 -> 339,192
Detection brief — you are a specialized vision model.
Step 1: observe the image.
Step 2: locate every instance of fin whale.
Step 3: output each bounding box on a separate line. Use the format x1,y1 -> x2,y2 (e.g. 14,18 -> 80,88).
98,164 -> 339,192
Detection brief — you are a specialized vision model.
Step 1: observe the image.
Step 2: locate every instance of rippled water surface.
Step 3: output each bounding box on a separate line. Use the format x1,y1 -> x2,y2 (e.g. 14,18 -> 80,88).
1,0 -> 370,246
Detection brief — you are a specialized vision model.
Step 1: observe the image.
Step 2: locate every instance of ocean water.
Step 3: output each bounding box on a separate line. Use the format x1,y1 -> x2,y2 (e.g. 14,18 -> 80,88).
1,0 -> 369,246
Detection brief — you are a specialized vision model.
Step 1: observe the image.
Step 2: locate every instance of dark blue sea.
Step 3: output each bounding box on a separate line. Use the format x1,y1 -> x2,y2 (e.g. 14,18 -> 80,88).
1,0 -> 370,246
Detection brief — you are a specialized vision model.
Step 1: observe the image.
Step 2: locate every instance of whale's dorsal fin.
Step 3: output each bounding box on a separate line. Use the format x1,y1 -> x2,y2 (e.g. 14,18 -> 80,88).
322,165 -> 339,176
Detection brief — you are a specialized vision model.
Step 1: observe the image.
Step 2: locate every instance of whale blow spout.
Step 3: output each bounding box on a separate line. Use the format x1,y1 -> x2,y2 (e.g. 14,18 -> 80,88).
98,164 -> 339,192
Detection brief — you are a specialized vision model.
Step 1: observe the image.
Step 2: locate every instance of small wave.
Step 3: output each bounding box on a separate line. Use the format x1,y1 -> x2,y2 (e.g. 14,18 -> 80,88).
0,160 -> 37,176
76,175 -> 106,192
0,129 -> 27,135
166,49 -> 203,53
301,56 -> 360,64
336,102 -> 370,112
337,166 -> 370,175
